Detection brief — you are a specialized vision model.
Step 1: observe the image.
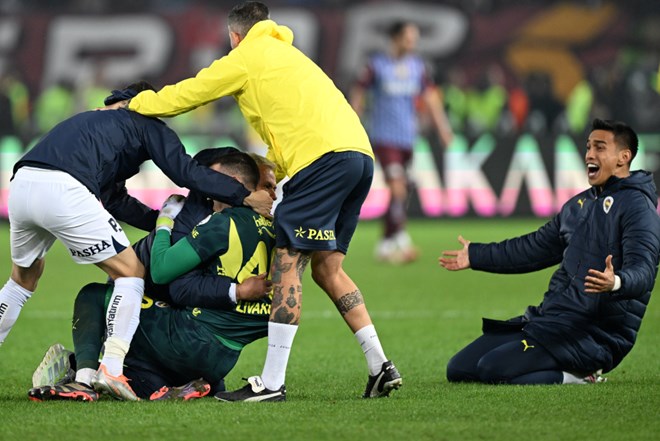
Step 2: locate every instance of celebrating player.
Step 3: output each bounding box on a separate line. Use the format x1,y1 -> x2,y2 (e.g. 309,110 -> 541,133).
103,1 -> 401,400
1,82 -> 272,401
440,119 -> 660,384
29,151 -> 276,401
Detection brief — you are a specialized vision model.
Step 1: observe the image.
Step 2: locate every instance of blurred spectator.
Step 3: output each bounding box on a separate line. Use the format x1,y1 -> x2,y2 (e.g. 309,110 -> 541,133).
0,87 -> 15,137
524,71 -> 563,134
622,65 -> 660,132
0,68 -> 30,139
443,67 -> 468,134
78,65 -> 114,111
565,76 -> 594,135
465,64 -> 507,135
33,80 -> 76,134
506,83 -> 529,133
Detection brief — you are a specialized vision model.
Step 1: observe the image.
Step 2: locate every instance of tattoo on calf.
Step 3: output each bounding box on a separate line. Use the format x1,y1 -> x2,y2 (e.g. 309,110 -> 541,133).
272,286 -> 284,307
334,290 -> 364,316
286,285 -> 298,308
272,307 -> 298,325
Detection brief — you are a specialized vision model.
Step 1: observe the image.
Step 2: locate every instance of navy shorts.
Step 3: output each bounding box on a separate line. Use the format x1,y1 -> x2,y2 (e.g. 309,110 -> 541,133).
274,151 -> 373,253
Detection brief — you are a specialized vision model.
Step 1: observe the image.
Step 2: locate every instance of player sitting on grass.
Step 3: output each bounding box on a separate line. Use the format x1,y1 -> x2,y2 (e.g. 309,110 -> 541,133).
29,151 -> 277,401
440,119 -> 660,385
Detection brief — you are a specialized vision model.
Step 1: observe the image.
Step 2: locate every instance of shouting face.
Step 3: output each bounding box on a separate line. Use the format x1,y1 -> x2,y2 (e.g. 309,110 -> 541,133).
585,129 -> 631,189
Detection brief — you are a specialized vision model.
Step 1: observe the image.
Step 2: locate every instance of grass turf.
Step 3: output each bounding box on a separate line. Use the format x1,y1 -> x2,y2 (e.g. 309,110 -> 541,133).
0,219 -> 658,440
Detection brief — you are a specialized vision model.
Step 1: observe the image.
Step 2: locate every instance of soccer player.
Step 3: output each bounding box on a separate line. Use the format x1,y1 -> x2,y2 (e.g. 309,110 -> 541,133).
29,151 -> 276,401
103,1 -> 401,400
439,119 -> 660,384
350,20 -> 453,264
1,82 -> 273,401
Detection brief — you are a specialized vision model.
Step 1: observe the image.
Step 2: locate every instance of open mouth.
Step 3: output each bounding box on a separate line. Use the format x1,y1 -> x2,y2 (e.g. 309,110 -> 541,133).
587,163 -> 600,179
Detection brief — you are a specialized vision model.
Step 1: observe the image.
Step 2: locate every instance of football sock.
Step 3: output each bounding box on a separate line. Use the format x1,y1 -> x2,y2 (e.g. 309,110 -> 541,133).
355,324 -> 387,376
387,199 -> 406,233
101,337 -> 130,377
75,368 -> 96,387
101,277 -> 143,376
72,283 -> 108,371
394,230 -> 413,249
562,371 -> 588,384
0,278 -> 32,345
260,322 -> 298,390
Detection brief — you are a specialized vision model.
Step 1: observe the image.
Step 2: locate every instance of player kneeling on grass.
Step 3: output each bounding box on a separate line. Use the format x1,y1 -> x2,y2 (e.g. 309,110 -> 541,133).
439,119 -> 660,385
29,152 -> 277,401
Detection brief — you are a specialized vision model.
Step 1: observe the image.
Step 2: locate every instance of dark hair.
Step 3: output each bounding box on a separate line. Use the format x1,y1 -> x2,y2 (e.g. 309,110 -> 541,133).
104,80 -> 156,105
228,1 -> 269,37
193,147 -> 241,167
591,118 -> 638,161
216,151 -> 260,191
388,20 -> 416,39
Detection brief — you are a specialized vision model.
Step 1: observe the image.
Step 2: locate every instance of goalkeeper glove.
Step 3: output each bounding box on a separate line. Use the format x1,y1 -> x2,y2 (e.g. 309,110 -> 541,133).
156,194 -> 186,233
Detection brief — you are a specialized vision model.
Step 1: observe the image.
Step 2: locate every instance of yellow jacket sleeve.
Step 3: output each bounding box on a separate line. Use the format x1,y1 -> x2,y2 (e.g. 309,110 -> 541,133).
129,54 -> 248,117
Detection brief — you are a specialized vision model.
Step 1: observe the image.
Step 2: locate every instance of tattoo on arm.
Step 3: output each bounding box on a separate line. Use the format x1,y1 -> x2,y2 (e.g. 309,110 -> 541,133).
334,290 -> 364,316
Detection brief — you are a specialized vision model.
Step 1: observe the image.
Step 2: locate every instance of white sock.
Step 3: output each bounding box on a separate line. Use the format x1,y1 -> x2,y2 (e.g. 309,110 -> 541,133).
260,322 -> 298,390
101,336 -> 130,377
100,277 -> 143,376
75,368 -> 96,386
562,371 -> 587,384
394,230 -> 412,249
0,278 -> 33,345
355,324 -> 387,376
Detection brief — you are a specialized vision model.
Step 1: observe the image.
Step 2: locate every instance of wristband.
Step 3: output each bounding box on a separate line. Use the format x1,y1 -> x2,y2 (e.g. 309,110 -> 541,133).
156,216 -> 174,232
229,283 -> 237,303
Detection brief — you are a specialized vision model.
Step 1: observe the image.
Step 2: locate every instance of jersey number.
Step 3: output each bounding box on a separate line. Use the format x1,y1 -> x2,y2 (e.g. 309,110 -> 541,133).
218,219 -> 271,282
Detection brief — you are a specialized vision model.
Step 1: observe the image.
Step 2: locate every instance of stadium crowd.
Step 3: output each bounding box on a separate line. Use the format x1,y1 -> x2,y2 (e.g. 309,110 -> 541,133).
2,59 -> 660,148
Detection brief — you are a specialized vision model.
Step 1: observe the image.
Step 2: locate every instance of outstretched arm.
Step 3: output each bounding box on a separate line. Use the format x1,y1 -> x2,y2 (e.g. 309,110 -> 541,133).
438,235 -> 471,271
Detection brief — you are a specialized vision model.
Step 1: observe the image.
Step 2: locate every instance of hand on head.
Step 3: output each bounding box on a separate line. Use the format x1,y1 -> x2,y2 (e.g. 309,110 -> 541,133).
244,190 -> 273,218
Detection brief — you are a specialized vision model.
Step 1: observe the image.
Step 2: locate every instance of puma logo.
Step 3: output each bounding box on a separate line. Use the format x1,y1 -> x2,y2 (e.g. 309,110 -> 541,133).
577,198 -> 585,208
521,339 -> 535,352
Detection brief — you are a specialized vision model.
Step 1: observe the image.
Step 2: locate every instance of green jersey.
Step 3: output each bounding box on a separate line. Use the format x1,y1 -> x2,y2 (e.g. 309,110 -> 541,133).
184,206 -> 276,349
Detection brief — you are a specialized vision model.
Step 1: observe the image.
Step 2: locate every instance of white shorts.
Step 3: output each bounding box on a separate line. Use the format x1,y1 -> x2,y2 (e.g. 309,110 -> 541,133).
9,167 -> 130,266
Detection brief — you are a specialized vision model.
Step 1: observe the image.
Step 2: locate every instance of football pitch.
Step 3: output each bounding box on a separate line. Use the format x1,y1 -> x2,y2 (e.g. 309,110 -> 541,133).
0,218 -> 658,441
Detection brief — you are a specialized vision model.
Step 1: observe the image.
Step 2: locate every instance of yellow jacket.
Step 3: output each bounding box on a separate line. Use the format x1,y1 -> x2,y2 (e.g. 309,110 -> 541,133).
129,20 -> 372,180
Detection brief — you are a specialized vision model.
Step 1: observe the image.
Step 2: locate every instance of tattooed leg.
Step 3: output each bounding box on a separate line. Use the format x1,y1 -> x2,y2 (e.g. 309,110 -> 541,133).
311,250 -> 374,332
334,290 -> 365,316
270,247 -> 310,325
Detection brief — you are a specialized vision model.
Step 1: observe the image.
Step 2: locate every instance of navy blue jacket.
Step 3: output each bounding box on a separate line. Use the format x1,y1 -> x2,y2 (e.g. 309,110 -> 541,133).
133,190 -> 234,309
470,171 -> 660,373
13,109 -> 249,230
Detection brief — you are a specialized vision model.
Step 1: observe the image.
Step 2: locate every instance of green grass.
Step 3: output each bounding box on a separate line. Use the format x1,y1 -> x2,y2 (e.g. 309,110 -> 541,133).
0,219 -> 658,440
